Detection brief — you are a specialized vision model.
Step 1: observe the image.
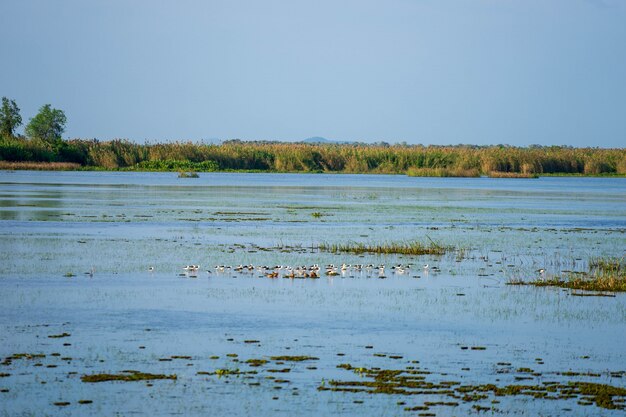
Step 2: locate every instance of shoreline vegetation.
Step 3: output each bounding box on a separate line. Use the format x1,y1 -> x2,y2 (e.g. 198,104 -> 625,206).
1,137 -> 625,177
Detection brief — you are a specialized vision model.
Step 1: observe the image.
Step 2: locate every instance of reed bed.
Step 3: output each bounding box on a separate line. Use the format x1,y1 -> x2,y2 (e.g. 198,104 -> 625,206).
318,240 -> 450,255
1,136 -> 625,176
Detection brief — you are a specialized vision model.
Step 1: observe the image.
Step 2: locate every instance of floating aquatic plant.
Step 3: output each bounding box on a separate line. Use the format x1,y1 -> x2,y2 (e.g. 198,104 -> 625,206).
81,371 -> 177,383
269,356 -> 319,362
319,363 -> 626,411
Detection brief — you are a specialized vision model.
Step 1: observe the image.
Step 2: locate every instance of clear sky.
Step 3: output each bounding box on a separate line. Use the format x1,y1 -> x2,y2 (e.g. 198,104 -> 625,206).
1,0 -> 625,147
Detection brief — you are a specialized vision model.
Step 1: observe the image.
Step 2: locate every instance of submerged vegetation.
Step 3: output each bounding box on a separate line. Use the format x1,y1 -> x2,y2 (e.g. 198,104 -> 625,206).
1,135 -> 624,176
269,356 -> 319,362
509,257 -> 626,292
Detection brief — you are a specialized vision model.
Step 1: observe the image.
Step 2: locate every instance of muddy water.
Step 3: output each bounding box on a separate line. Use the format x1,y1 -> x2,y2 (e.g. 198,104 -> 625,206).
1,171 -> 625,416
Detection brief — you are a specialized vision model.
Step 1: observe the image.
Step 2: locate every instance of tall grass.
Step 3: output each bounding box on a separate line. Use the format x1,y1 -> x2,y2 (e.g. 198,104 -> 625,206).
590,256 -> 625,275
1,135 -> 625,176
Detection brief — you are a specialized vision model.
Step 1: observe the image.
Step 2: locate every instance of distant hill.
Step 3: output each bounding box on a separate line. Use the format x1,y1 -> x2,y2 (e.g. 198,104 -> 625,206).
302,136 -> 356,145
302,136 -> 333,143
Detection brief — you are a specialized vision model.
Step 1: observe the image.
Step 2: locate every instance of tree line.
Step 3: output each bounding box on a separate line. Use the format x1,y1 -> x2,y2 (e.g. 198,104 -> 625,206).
1,97 -> 624,175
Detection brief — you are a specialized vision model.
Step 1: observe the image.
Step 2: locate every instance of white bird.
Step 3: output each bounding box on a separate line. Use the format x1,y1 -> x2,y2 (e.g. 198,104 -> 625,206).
537,268 -> 546,280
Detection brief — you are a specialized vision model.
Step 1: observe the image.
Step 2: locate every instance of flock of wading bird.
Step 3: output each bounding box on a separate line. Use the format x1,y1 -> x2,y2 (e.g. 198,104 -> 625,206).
171,263 -> 440,279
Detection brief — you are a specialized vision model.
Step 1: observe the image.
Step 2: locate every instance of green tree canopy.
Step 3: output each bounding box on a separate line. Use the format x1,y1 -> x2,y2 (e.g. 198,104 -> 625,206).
0,97 -> 22,137
25,104 -> 66,144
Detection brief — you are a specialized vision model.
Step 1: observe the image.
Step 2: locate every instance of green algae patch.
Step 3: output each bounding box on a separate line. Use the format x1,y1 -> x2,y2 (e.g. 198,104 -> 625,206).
81,371 -> 177,383
270,355 -> 319,362
215,368 -> 241,376
198,368 -> 258,377
2,353 -> 46,365
575,382 -> 626,410
246,359 -> 268,367
267,368 -> 291,373
48,333 -> 71,338
319,363 -> 626,411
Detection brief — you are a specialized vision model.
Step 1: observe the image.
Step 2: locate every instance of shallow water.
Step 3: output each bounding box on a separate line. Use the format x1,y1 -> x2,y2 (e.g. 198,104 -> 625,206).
0,171 -> 625,416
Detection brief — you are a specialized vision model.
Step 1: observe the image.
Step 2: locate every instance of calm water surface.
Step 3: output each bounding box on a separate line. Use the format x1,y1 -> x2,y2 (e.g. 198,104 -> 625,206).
1,171 -> 625,416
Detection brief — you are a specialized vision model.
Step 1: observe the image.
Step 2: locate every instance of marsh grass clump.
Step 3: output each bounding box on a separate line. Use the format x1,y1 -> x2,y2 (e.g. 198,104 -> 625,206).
508,256 -> 626,293
590,256 -> 624,275
81,371 -> 177,383
318,240 -> 450,256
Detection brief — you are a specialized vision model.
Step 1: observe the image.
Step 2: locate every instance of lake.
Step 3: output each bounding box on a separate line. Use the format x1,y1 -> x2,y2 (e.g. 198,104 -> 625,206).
1,171 -> 625,416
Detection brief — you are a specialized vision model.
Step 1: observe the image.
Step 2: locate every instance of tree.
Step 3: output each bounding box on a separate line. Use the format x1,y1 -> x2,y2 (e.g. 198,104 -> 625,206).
25,104 -> 67,144
0,97 -> 22,137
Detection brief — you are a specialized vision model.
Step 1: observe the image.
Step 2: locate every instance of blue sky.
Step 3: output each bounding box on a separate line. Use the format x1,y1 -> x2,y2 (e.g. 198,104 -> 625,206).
1,0 -> 625,146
